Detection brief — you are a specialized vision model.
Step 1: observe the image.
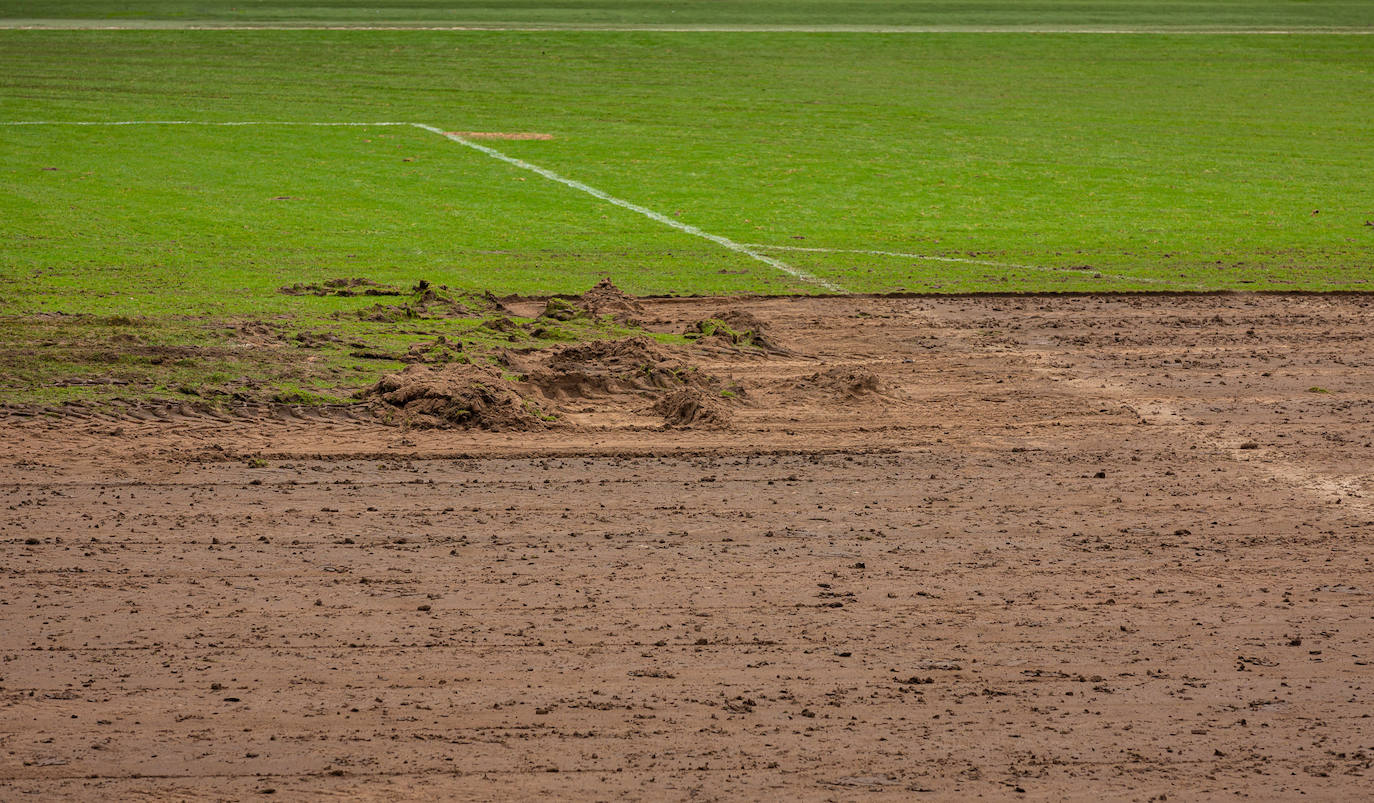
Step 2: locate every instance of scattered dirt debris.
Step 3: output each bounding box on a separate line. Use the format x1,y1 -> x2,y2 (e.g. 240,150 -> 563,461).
363,335 -> 742,429
278,278 -> 404,297
342,281 -> 511,322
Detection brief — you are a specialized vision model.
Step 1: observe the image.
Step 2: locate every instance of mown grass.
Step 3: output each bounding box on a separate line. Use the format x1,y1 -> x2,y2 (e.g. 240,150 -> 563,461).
1,26 -> 1371,405
3,0 -> 1371,29
3,31 -> 1371,305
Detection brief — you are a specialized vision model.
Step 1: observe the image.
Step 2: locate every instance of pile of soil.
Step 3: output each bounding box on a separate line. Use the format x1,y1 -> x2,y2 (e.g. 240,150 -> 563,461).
531,337 -> 711,402
795,367 -> 888,400
651,388 -> 731,429
359,363 -> 550,431
685,308 -> 787,353
539,278 -> 644,324
577,278 -> 644,321
360,337 -> 737,430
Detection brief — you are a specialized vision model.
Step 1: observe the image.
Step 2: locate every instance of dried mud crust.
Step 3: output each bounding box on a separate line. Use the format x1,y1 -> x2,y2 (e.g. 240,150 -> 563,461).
2,294 -> 1374,800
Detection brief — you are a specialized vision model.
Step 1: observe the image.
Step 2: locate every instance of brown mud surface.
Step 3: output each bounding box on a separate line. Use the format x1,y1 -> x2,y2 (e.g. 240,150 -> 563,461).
2,294 -> 1372,800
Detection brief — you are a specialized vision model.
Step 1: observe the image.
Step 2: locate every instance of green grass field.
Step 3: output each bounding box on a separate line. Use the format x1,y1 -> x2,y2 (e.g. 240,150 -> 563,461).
1,5 -> 1371,405
3,0 -> 1372,30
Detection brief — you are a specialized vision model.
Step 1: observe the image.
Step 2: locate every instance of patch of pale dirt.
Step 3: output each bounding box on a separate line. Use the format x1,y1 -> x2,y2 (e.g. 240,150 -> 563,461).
2,294 -> 1373,800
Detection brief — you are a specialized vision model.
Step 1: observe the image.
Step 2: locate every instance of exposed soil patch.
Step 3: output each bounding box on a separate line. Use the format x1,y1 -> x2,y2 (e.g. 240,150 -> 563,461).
2,294 -> 1374,800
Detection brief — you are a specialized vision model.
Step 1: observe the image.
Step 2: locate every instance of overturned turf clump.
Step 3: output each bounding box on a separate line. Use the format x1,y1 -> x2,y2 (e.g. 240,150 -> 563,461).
360,363 -> 551,430
684,308 -> 787,353
652,388 -> 731,429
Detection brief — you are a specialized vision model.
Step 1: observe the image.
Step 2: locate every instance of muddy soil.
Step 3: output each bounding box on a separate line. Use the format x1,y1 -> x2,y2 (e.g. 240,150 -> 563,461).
1,294 -> 1372,800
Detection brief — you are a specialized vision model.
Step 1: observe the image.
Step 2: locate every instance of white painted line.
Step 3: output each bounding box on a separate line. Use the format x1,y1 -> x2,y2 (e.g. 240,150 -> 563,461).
1,119 -> 844,293
745,242 -> 1197,289
411,123 -> 844,293
0,120 -> 411,126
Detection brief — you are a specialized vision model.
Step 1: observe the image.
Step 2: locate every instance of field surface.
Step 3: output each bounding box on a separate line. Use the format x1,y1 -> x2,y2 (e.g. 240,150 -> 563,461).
3,0 -> 1374,30
3,4 -> 1373,800
2,294 -> 1372,799
3,29 -> 1373,311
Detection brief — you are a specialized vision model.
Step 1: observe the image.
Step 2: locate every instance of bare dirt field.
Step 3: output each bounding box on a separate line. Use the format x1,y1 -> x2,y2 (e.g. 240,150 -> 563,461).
2,294 -> 1372,800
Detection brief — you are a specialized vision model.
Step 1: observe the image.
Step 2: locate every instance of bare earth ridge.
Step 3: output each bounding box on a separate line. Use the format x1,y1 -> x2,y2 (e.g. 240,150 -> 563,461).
2,294 -> 1372,800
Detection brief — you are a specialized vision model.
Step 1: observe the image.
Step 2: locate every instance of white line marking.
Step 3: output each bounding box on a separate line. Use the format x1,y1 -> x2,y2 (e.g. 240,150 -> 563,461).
410,123 -> 844,292
1,119 -> 842,292
746,242 -> 1197,288
0,120 -> 411,126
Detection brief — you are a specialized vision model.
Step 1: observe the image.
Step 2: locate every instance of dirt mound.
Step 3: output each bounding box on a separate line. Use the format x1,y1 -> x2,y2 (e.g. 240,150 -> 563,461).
533,337 -> 706,401
518,337 -> 740,427
544,336 -> 673,372
796,367 -> 888,400
685,308 -> 787,353
652,388 -> 731,429
540,278 -> 644,324
359,363 -> 550,430
578,278 -> 644,319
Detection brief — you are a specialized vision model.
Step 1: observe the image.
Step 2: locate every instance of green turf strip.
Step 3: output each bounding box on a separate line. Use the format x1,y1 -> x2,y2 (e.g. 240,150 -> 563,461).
2,30 -> 1372,307
2,0 -> 1372,30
